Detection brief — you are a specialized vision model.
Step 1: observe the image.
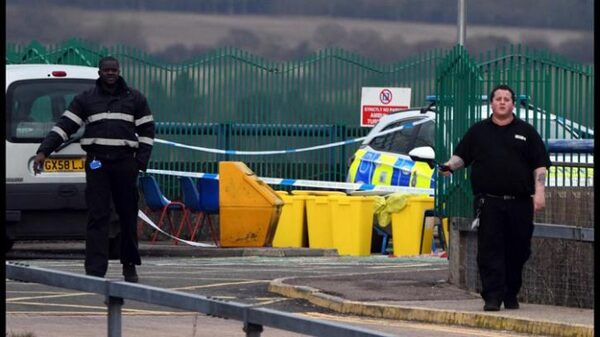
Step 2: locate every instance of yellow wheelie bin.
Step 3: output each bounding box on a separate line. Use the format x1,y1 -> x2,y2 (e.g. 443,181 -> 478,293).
329,195 -> 376,256
299,190 -> 345,249
390,196 -> 435,256
272,191 -> 307,247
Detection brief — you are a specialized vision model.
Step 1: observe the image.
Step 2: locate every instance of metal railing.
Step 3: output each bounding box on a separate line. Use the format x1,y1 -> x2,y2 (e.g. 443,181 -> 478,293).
6,262 -> 395,337
453,221 -> 594,242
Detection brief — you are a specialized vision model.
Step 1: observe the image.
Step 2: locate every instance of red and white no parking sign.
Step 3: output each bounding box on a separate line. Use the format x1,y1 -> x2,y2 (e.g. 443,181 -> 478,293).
360,87 -> 411,127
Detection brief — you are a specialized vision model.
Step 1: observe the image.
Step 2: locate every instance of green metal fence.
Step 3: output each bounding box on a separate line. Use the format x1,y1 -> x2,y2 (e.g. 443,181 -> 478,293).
435,44 -> 594,217
7,39 -> 445,197
434,45 -> 484,218
6,40 -> 593,215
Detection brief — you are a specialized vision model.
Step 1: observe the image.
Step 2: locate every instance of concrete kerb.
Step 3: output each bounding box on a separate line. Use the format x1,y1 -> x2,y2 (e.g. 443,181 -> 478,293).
268,277 -> 593,337
6,241 -> 340,259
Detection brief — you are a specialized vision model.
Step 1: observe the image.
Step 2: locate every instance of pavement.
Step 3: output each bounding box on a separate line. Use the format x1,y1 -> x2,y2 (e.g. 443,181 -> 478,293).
6,240 -> 594,337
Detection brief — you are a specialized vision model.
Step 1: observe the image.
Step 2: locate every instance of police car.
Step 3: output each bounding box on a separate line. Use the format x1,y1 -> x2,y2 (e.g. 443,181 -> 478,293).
5,64 -> 120,251
347,96 -> 594,190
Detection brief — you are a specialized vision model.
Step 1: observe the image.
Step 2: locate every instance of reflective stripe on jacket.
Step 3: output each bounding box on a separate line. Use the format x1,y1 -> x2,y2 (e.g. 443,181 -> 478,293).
37,76 -> 155,169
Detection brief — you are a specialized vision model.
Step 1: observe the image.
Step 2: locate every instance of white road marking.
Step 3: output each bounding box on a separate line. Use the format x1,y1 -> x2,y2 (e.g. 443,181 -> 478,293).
171,279 -> 269,291
7,292 -> 93,302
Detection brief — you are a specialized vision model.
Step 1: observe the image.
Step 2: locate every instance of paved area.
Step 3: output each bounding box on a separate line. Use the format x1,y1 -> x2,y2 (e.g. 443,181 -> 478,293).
6,240 -> 594,337
269,271 -> 593,337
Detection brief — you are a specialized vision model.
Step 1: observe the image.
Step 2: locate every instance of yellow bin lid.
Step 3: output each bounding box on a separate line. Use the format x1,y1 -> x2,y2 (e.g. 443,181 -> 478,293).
291,190 -> 346,196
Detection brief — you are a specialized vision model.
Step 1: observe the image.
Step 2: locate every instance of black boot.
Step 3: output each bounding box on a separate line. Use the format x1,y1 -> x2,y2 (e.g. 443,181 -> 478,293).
483,298 -> 501,311
123,263 -> 138,283
503,296 -> 520,309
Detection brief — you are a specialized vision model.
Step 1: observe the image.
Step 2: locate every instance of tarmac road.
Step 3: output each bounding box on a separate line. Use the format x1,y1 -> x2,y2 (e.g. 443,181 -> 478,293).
6,254 -> 451,309
5,241 -> 592,337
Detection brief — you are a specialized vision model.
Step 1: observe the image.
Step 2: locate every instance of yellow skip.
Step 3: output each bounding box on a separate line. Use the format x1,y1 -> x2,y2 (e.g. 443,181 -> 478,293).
219,162 -> 283,247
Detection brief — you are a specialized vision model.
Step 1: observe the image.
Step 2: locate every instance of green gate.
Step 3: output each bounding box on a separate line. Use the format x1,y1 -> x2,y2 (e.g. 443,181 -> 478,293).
435,44 -> 594,218
435,45 -> 483,218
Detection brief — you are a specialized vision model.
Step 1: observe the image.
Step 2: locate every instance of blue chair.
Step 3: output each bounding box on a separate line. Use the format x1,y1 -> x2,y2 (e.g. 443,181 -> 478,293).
198,177 -> 219,213
138,175 -> 186,244
179,176 -> 219,246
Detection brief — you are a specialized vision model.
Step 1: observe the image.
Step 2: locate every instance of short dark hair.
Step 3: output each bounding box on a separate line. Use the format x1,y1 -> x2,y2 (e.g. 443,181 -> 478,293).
489,84 -> 515,103
98,56 -> 119,69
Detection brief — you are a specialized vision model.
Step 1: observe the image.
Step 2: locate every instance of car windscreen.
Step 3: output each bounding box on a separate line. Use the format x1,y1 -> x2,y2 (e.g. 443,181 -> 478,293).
369,117 -> 434,155
6,79 -> 95,143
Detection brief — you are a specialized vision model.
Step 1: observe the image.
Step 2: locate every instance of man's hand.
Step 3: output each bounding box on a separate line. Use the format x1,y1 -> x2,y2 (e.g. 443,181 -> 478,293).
33,152 -> 46,175
533,192 -> 545,212
438,155 -> 464,177
438,164 -> 453,177
533,167 -> 547,212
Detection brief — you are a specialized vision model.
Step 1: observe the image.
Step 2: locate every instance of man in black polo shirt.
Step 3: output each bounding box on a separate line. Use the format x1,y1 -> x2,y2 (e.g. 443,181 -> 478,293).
439,84 -> 551,311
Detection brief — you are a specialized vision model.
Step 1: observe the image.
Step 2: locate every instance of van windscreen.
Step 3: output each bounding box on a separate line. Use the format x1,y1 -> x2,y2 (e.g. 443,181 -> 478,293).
6,79 -> 95,143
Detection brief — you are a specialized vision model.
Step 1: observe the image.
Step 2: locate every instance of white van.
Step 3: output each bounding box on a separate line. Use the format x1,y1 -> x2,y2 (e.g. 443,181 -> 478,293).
5,64 -> 120,251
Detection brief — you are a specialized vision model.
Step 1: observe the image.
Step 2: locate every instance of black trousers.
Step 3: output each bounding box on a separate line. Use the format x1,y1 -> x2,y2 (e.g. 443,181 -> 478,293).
84,155 -> 141,276
475,195 -> 534,302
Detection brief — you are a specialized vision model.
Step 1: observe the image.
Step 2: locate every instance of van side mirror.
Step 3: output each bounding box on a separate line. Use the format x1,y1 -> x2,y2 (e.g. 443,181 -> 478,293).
408,146 -> 436,169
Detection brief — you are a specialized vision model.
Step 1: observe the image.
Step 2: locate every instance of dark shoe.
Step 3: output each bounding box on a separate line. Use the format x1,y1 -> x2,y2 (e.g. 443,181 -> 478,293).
503,296 -> 520,309
483,298 -> 501,311
123,263 -> 139,283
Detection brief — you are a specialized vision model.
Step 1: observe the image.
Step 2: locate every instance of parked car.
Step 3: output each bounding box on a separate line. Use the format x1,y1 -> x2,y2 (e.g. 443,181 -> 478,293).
347,96 -> 594,190
5,64 -> 120,252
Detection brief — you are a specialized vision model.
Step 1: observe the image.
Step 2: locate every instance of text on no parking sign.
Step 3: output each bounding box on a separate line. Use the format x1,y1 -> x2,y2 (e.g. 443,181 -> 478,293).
360,87 -> 411,127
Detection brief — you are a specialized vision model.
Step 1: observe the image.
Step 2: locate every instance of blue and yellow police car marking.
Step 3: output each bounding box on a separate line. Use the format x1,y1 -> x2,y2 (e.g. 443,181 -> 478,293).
411,161 -> 435,189
348,149 -> 375,184
391,157 -> 414,187
372,153 -> 400,185
348,150 -> 436,188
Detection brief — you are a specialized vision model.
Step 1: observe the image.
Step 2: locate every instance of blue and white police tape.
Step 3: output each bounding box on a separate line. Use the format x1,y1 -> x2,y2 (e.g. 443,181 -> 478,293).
154,117 -> 435,155
146,168 -> 434,195
138,210 -> 216,247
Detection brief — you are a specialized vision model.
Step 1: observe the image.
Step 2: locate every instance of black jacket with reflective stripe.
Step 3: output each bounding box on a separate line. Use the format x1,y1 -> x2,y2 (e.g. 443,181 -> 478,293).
37,77 -> 155,171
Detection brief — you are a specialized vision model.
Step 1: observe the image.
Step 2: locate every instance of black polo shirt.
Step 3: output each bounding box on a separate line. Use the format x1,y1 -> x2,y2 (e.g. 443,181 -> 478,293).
453,114 -> 552,196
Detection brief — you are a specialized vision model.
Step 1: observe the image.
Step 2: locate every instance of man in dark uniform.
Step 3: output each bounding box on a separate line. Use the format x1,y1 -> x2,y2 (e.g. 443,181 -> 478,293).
439,84 -> 551,311
34,56 -> 155,283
